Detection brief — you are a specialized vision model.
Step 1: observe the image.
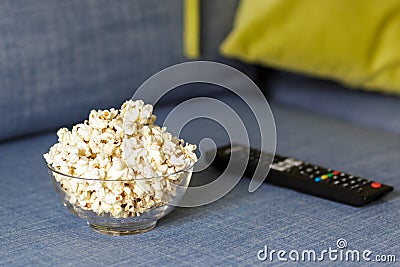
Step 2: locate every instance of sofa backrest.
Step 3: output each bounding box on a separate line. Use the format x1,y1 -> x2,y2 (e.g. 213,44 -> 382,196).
0,0 -> 248,142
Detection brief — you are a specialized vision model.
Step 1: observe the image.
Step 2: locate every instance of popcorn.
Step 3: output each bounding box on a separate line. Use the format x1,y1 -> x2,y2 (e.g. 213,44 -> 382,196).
44,100 -> 197,218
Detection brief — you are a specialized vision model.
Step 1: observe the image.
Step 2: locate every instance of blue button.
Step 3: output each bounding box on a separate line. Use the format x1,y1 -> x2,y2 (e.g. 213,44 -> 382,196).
314,177 -> 322,182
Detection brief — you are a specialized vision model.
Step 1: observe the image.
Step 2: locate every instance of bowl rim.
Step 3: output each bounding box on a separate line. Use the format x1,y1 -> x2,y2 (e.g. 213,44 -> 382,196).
46,161 -> 195,181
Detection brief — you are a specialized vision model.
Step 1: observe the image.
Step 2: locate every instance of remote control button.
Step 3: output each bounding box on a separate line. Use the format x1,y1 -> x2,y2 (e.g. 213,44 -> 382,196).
350,184 -> 360,190
271,165 -> 287,172
332,171 -> 340,175
361,180 -> 370,185
292,161 -> 302,166
347,177 -> 356,182
321,175 -> 328,180
327,173 -> 334,177
371,182 -> 382,189
314,177 -> 322,182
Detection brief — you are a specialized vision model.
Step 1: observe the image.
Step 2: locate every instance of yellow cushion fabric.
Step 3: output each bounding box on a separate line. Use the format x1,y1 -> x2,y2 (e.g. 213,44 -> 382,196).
220,0 -> 400,95
183,0 -> 200,59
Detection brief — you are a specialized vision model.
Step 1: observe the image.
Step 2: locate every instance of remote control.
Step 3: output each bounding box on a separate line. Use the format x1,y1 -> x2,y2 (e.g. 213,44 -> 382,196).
210,144 -> 394,207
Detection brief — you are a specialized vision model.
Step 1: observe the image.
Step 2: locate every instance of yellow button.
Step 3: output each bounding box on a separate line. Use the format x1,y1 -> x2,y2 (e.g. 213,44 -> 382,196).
321,175 -> 329,180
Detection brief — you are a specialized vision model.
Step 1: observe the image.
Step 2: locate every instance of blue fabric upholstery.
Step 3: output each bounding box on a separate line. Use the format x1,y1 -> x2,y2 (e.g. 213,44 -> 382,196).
0,0 -> 182,142
1,99 -> 398,266
270,71 -> 400,134
1,1 -> 399,265
0,0 -> 246,142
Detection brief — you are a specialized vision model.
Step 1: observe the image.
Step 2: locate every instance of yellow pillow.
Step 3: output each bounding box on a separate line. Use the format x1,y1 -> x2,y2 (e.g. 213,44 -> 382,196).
220,0 -> 400,95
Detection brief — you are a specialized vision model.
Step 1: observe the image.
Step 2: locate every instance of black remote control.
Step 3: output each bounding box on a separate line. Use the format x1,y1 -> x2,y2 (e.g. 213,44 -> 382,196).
210,144 -> 394,207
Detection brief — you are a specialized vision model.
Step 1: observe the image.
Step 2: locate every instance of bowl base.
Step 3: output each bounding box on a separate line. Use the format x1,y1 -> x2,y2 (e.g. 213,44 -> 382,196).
88,221 -> 157,236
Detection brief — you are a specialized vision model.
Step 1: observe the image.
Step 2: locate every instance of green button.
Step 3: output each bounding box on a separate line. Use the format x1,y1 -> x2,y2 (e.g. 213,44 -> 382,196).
328,173 -> 334,177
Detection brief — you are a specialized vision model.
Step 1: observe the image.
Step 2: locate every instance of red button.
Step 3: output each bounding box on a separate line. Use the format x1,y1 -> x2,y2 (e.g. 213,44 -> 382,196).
333,171 -> 340,175
371,182 -> 382,189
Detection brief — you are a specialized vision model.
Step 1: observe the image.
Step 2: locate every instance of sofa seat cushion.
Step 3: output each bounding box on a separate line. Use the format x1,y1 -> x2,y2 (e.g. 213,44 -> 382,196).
1,102 -> 398,265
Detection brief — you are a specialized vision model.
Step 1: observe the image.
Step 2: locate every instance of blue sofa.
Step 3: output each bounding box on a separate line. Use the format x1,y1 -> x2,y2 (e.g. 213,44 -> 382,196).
1,1 -> 399,266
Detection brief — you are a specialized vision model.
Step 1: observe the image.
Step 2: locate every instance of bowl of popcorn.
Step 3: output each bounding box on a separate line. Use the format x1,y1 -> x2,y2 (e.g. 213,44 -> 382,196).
44,100 -> 197,235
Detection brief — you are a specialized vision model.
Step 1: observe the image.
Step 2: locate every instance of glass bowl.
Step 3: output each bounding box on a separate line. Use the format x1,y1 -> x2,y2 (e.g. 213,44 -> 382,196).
47,164 -> 193,236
